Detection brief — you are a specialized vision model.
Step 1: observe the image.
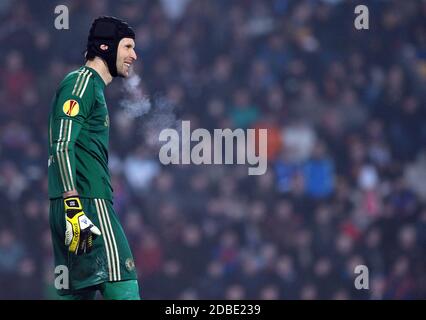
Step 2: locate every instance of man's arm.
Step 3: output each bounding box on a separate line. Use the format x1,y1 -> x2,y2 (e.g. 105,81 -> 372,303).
50,71 -> 94,194
50,117 -> 101,255
50,117 -> 83,193
50,73 -> 101,255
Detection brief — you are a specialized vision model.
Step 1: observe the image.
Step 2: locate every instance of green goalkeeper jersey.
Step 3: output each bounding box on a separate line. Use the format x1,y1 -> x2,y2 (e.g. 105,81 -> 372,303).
48,66 -> 112,200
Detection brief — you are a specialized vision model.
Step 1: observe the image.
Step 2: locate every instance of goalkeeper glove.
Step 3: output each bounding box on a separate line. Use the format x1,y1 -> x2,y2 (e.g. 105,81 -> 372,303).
64,196 -> 101,255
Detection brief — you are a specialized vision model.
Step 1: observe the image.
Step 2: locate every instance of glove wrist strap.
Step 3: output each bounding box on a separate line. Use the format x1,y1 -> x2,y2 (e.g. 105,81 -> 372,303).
64,196 -> 83,217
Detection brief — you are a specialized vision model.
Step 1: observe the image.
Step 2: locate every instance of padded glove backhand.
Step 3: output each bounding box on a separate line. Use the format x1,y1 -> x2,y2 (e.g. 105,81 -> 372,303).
64,196 -> 101,255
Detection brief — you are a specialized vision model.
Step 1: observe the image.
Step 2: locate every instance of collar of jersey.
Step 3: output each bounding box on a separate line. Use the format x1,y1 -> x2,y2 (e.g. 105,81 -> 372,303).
81,66 -> 106,88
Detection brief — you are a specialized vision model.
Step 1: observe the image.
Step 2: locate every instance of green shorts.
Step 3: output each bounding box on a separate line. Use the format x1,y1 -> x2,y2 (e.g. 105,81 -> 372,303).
59,280 -> 140,300
49,197 -> 138,295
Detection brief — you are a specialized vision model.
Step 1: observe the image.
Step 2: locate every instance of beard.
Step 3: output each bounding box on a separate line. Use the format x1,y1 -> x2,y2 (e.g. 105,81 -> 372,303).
117,63 -> 130,78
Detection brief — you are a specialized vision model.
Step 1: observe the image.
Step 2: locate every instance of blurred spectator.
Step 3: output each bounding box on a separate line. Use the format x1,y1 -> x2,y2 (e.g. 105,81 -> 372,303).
303,141 -> 335,198
0,229 -> 26,299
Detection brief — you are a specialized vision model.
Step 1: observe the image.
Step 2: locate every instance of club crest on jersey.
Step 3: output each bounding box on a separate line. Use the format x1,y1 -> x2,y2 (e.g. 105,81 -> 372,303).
125,258 -> 135,271
63,99 -> 80,117
104,115 -> 110,127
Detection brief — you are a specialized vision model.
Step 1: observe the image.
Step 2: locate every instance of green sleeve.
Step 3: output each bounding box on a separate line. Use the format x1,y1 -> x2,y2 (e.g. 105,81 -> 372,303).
50,72 -> 95,193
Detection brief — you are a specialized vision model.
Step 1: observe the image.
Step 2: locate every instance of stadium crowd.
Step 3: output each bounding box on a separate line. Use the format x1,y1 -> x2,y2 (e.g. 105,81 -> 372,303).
0,0 -> 425,299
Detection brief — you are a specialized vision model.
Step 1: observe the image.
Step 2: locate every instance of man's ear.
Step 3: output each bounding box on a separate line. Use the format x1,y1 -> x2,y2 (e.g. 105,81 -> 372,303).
100,44 -> 109,51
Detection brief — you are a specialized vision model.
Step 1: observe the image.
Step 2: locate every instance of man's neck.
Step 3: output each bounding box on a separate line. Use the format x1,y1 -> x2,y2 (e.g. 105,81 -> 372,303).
85,57 -> 113,86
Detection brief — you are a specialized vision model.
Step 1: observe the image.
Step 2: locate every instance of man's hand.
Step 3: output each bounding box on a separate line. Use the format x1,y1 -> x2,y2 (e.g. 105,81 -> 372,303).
64,196 -> 101,255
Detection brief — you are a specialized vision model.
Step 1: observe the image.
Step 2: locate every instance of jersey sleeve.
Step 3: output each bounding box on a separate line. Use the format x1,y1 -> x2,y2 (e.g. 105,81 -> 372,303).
54,69 -> 95,124
49,70 -> 95,193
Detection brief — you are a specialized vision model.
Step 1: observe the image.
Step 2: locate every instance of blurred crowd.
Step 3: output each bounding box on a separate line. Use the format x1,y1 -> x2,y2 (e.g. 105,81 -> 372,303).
0,0 -> 425,299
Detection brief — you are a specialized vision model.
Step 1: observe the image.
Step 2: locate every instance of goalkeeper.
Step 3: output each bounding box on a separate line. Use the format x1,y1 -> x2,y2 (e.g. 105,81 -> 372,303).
48,16 -> 139,299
